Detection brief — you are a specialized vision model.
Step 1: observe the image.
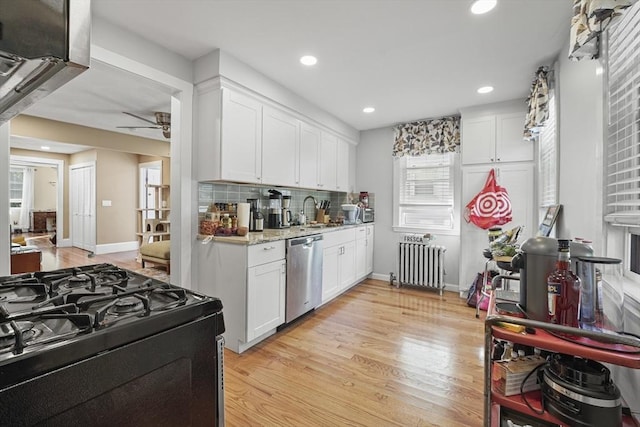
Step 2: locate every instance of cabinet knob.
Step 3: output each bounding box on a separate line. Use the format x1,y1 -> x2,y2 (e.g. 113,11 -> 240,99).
490,158 -> 494,162
496,158 -> 501,162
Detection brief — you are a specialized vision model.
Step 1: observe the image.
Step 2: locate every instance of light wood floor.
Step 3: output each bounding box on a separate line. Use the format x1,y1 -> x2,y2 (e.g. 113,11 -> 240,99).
225,280 -> 486,427
16,234 -> 168,281
20,235 -> 486,426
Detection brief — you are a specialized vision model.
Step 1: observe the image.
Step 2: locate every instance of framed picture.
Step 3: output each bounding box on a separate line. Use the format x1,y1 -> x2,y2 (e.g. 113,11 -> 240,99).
538,204 -> 562,237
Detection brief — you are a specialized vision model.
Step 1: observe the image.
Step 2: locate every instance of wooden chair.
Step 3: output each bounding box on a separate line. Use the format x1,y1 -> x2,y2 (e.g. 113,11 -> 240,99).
139,233 -> 170,274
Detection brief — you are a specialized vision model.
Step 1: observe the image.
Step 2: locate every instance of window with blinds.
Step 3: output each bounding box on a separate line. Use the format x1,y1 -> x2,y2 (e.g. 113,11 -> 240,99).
605,3 -> 640,225
538,90 -> 558,219
9,167 -> 24,208
393,152 -> 455,230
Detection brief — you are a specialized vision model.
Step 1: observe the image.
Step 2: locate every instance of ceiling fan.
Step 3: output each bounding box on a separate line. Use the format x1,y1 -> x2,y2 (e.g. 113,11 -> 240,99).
117,111 -> 171,139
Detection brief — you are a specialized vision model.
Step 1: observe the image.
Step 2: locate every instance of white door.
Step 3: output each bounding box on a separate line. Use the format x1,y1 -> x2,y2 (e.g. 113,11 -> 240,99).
70,164 -> 96,252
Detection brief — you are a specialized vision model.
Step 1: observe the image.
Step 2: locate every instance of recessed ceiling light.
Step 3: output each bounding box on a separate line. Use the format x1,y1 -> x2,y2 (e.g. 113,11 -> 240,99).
300,55 -> 318,66
477,86 -> 494,94
41,146 -> 51,150
471,0 -> 497,15
363,107 -> 375,113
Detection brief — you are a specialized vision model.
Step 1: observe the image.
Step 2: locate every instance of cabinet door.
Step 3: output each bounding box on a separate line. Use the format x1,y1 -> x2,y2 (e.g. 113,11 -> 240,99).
299,122 -> 321,189
462,116 -> 496,165
366,225 -> 374,274
336,138 -> 350,192
355,236 -> 367,279
221,89 -> 263,183
262,106 -> 300,187
319,132 -> 338,190
247,259 -> 286,341
322,245 -> 341,303
496,112 -> 533,163
339,240 -> 357,290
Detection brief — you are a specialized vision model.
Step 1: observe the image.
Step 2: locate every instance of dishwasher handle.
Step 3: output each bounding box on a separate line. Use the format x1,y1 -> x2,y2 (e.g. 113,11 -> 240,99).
287,234 -> 323,248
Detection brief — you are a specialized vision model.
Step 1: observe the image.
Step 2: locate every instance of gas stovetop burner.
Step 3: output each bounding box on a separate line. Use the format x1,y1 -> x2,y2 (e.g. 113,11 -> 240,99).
0,321 -> 39,350
109,297 -> 145,315
65,276 -> 91,288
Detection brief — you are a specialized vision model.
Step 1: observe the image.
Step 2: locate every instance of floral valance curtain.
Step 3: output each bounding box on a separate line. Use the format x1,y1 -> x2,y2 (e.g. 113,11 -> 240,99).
523,66 -> 550,141
392,116 -> 460,157
569,0 -> 638,60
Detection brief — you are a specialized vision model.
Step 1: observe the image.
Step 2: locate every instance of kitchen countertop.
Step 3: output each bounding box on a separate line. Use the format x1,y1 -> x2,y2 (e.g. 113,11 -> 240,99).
198,223 -> 373,245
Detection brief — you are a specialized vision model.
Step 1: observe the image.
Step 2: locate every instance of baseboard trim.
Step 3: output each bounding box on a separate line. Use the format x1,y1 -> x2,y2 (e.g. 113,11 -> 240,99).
58,238 -> 72,248
95,241 -> 139,255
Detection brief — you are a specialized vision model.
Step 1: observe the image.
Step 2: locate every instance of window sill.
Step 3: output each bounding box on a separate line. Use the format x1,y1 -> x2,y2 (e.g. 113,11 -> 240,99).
392,226 -> 459,237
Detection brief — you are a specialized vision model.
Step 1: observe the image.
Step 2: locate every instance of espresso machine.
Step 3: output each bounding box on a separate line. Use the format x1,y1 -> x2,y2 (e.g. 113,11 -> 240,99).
282,195 -> 292,227
267,189 -> 283,229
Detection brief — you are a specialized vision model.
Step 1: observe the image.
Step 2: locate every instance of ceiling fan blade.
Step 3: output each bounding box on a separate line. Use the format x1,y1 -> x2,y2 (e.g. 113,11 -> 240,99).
116,126 -> 162,129
122,111 -> 158,125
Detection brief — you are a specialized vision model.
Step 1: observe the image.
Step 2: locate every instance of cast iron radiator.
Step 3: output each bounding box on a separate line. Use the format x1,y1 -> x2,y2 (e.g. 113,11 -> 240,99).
395,240 -> 446,294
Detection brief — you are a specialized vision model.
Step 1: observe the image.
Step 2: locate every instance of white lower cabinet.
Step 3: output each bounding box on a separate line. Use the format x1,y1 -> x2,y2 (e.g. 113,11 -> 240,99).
356,225 -> 375,280
247,259 -> 286,342
322,244 -> 341,303
365,225 -> 374,274
322,229 -> 359,304
197,240 -> 286,353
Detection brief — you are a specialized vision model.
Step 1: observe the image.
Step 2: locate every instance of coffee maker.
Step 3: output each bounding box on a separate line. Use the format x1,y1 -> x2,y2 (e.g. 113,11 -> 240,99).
247,198 -> 264,232
267,189 -> 283,229
512,237 -> 593,321
282,195 -> 292,227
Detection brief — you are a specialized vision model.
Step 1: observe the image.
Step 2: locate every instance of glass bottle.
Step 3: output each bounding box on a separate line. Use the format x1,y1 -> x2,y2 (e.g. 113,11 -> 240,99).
547,239 -> 581,328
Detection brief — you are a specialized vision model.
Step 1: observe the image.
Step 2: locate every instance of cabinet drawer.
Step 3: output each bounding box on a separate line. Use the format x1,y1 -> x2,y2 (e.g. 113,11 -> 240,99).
355,226 -> 367,241
248,240 -> 285,266
323,228 -> 356,247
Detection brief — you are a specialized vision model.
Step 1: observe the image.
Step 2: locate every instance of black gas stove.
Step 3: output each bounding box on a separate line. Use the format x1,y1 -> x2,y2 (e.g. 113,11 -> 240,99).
0,263 -> 225,426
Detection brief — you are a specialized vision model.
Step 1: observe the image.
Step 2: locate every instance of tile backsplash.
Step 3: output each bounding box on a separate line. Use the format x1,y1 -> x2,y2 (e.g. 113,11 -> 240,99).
198,183 -> 357,224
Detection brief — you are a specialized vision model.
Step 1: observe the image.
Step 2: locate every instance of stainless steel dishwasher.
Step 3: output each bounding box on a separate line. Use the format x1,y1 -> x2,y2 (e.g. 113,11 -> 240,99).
285,234 -> 323,323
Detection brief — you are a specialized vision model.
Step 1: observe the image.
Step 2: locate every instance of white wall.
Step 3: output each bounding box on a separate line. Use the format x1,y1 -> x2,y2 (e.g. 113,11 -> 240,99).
357,127 -> 461,290
556,55 -> 604,254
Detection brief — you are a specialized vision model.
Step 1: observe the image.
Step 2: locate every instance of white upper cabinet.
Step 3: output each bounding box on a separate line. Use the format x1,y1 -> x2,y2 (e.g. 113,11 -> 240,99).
299,122 -> 321,189
220,89 -> 263,182
319,132 -> 338,190
262,106 -> 300,187
461,110 -> 533,165
496,112 -> 533,163
196,83 -> 356,190
336,138 -> 350,192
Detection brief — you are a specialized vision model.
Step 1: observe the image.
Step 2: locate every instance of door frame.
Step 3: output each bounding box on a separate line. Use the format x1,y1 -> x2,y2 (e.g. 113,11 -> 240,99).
91,46 -> 193,287
10,155 -> 65,245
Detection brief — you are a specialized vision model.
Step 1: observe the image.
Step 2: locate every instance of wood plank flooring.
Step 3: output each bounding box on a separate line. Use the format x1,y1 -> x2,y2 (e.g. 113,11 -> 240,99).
225,280 -> 486,427
17,234 -> 168,281
19,235 -> 486,426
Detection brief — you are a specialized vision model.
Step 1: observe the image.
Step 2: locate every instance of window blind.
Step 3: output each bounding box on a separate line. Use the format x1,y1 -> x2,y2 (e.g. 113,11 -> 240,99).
395,153 -> 454,229
539,90 -> 557,209
9,167 -> 24,201
605,3 -> 640,225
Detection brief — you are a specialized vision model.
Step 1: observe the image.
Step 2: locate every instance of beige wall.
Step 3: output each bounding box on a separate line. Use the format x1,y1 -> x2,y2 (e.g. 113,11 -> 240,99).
96,150 -> 139,245
10,116 -> 170,247
33,166 -> 57,211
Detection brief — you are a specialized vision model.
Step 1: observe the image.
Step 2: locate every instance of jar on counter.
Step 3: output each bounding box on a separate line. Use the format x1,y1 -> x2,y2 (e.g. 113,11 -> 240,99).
222,213 -> 232,230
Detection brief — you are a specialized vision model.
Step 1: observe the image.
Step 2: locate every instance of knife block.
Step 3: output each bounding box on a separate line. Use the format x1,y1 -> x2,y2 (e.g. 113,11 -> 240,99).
316,209 -> 326,223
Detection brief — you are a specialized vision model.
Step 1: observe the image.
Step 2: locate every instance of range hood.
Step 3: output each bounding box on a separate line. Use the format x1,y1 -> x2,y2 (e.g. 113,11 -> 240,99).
0,0 -> 90,123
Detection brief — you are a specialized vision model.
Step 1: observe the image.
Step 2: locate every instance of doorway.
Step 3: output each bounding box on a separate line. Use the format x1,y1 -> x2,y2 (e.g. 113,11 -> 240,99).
10,155 -> 64,243
139,161 -> 162,223
69,162 -> 96,252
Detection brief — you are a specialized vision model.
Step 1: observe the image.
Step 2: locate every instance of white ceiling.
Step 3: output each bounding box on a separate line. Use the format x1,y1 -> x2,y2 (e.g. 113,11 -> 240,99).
19,0 -> 574,152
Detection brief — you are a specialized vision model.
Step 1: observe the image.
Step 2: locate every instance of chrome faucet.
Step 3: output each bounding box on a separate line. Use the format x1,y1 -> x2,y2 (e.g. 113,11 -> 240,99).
302,196 -> 317,224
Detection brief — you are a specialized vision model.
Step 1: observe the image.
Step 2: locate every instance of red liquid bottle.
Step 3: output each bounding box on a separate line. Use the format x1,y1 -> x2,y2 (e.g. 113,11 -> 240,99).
547,239 -> 581,328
